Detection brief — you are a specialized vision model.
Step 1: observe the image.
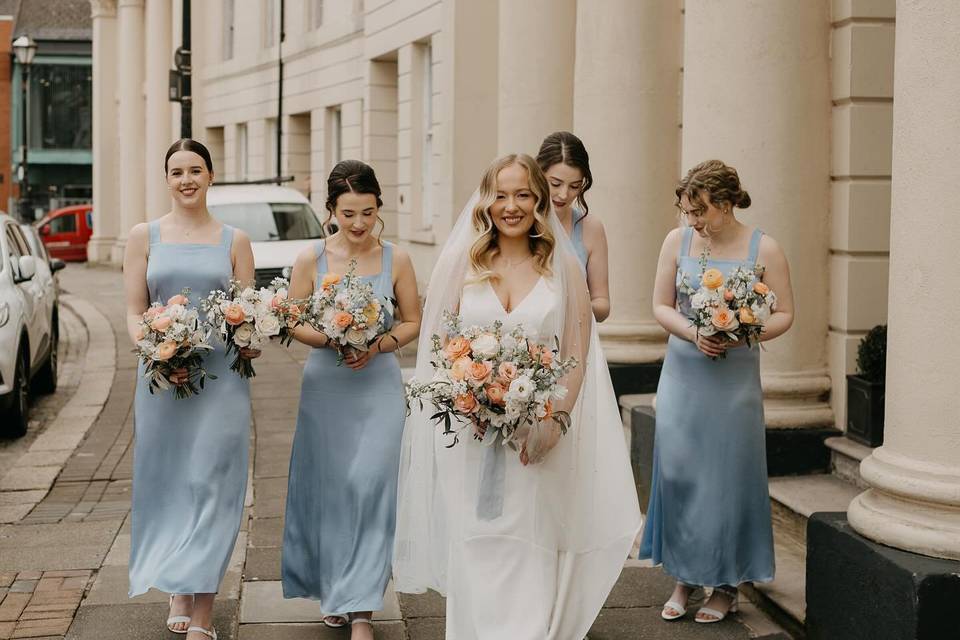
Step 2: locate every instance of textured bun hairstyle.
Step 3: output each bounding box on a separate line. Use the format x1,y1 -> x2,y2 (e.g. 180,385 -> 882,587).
164,138 -> 214,173
676,159 -> 751,211
536,131 -> 594,216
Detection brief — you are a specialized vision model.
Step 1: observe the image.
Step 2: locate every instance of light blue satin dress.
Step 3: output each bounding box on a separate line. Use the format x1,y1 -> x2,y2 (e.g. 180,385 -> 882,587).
281,240 -> 405,615
639,226 -> 775,587
570,208 -> 589,271
129,222 -> 251,597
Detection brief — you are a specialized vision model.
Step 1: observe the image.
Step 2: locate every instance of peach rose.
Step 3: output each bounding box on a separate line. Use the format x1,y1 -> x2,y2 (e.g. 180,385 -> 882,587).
333,311 -> 354,328
285,303 -> 302,328
224,303 -> 246,326
753,281 -> 770,295
155,340 -> 178,361
702,268 -> 724,290
497,361 -> 518,380
530,344 -> 554,367
739,306 -> 756,325
166,294 -> 189,306
711,307 -> 740,332
321,272 -> 342,289
443,336 -> 472,361
485,381 -> 507,406
467,361 -> 493,385
270,292 -> 287,309
145,305 -> 165,319
450,356 -> 472,382
150,315 -> 173,332
723,289 -> 735,302
453,392 -> 479,414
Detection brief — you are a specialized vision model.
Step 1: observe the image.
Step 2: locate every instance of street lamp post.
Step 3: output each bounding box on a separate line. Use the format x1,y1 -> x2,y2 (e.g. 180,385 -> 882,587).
12,35 -> 37,223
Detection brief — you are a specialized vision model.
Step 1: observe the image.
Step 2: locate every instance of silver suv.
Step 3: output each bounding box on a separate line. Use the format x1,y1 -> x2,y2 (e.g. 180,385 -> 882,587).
0,213 -> 62,436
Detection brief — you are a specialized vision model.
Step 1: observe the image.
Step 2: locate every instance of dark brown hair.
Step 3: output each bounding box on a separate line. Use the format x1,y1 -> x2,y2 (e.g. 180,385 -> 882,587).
675,159 -> 751,211
536,131 -> 593,217
164,138 -> 214,173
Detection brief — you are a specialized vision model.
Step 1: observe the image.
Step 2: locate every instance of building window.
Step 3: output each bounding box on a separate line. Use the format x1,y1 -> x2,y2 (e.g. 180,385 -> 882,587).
420,44 -> 434,229
223,0 -> 235,60
29,64 -> 92,150
264,0 -> 277,48
266,118 -> 278,178
328,107 -> 342,166
237,123 -> 248,180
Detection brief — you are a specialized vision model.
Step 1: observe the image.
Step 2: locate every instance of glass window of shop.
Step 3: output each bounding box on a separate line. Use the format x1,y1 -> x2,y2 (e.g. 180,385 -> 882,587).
28,64 -> 92,150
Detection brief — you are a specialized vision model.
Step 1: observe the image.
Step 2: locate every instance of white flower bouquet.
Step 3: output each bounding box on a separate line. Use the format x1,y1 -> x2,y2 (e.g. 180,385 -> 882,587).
305,259 -> 392,365
202,278 -> 305,378
406,311 -> 578,448
133,289 -> 216,399
680,254 -> 777,359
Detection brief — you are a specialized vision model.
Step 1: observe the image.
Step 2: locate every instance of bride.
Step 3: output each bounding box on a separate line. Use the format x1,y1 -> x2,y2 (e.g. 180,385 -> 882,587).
394,153 -> 642,639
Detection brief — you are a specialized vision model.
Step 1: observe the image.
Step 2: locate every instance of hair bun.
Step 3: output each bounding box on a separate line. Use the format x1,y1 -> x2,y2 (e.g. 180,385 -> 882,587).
737,190 -> 752,209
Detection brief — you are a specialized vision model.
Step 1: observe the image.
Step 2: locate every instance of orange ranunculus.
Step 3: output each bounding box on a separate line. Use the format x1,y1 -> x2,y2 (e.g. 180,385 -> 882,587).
321,272 -> 342,289
450,356 -> 472,381
150,315 -> 173,332
739,306 -> 756,324
333,311 -> 354,328
485,381 -> 507,406
467,361 -> 494,385
224,303 -> 246,326
453,392 -> 479,414
702,268 -> 724,290
444,336 -> 472,361
497,361 -> 518,380
155,340 -> 178,361
753,281 -> 770,295
711,307 -> 740,331
166,294 -> 189,306
723,289 -> 735,302
530,344 -> 554,367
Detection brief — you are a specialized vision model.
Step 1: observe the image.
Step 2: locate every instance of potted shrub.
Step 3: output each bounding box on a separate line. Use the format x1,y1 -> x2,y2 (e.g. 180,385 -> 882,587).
846,325 -> 886,447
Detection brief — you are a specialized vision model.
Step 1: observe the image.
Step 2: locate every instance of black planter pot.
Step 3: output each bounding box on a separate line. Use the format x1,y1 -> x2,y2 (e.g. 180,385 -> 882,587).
846,374 -> 885,447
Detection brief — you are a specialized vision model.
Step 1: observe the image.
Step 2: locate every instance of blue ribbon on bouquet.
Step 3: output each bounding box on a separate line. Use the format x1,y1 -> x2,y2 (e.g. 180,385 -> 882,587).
475,427 -> 506,520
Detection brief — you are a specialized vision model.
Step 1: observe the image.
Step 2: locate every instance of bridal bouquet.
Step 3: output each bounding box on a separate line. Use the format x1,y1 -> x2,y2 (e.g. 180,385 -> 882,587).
406,311 -> 578,447
133,289 -> 216,399
203,278 -> 304,378
681,256 -> 777,359
305,259 -> 391,365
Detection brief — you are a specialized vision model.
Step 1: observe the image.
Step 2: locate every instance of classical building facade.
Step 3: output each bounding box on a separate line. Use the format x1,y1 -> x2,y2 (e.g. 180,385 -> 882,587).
89,0 -> 960,632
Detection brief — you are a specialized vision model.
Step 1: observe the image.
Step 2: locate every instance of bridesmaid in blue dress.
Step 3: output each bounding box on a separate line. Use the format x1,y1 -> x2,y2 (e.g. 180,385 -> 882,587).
537,131 -> 611,321
281,160 -> 421,640
123,139 -> 260,640
640,160 -> 795,624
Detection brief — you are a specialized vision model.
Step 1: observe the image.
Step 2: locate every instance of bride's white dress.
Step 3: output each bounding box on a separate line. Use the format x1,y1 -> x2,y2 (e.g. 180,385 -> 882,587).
438,276 -> 641,639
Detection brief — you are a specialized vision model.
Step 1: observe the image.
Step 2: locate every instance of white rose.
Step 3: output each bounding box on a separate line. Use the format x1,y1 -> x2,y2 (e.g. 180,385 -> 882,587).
345,328 -> 368,349
233,322 -> 254,347
470,333 -> 500,359
256,313 -> 282,337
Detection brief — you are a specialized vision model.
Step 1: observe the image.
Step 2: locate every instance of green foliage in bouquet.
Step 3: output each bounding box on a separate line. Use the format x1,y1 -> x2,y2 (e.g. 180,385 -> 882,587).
855,324 -> 887,383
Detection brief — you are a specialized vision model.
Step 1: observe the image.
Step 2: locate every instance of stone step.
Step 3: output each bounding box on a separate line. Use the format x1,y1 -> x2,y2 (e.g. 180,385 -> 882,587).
743,534 -> 807,638
768,474 -> 862,546
824,435 -> 874,488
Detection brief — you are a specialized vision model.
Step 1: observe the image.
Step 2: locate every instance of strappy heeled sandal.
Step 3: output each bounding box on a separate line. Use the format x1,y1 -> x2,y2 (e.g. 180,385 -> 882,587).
186,625 -> 217,639
166,595 -> 192,634
695,585 -> 739,623
661,582 -> 694,621
322,614 -> 348,628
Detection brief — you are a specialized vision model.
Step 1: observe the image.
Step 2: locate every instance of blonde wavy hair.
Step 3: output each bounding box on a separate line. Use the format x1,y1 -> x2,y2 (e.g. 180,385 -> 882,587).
469,154 -> 556,282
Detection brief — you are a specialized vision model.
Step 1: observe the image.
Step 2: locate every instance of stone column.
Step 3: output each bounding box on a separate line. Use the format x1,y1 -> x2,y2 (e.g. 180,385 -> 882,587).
496,0 -> 575,155
87,0 -> 119,263
111,0 -> 146,262
144,0 -> 172,220
847,1 -> 960,561
682,0 -> 833,430
573,0 -> 680,363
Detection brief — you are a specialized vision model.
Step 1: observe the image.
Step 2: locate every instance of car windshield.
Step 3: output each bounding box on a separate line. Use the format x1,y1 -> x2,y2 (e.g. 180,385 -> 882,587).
208,202 -> 324,242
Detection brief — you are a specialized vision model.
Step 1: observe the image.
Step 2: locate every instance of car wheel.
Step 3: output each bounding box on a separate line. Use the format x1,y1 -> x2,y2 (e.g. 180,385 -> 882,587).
1,343 -> 29,438
33,313 -> 59,394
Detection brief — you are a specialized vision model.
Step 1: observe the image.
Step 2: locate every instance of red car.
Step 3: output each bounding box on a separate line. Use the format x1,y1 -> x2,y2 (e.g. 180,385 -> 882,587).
37,204 -> 94,261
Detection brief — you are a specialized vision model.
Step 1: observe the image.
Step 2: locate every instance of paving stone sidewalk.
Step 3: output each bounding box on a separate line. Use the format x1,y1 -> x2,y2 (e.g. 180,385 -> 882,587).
0,264 -> 791,640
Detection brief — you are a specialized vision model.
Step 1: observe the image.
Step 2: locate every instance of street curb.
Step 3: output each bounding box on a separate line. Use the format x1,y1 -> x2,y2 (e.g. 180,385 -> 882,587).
0,294 -> 117,517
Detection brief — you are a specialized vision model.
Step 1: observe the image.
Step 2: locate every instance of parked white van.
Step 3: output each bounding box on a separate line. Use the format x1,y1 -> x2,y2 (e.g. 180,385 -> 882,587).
206,185 -> 327,288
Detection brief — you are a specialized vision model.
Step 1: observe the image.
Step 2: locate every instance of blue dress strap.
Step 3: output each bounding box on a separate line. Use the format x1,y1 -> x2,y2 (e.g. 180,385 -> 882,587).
380,242 -> 394,284
747,228 -> 764,264
679,226 -> 694,259
148,220 -> 161,245
220,224 -> 235,250
314,239 -> 327,275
